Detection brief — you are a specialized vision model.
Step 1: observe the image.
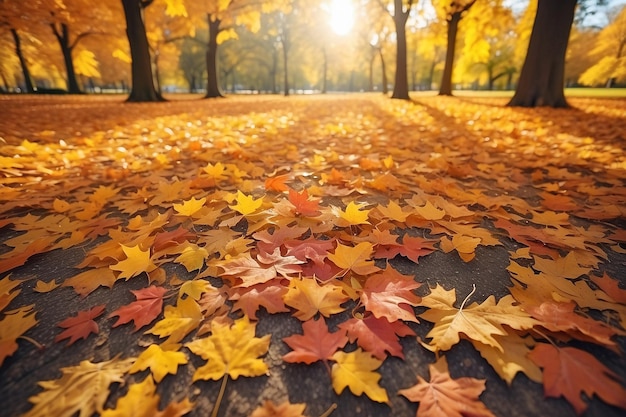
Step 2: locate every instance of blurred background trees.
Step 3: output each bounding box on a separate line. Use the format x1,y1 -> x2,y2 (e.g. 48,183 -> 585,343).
0,0 -> 624,104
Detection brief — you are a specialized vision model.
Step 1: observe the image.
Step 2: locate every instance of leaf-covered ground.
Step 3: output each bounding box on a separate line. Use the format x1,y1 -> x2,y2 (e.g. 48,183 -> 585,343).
1,93 -> 625,417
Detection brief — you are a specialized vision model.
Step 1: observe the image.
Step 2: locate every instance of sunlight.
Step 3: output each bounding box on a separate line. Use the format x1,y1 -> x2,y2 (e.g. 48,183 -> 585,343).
329,0 -> 355,36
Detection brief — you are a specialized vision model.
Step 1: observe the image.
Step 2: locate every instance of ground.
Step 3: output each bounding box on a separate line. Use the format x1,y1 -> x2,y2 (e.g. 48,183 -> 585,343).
0,93 -> 625,417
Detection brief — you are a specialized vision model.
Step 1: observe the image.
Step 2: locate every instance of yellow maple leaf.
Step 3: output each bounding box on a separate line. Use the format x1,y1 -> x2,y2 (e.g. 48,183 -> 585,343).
0,275 -> 21,312
174,244 -> 208,272
532,252 -> 591,279
33,280 -> 59,293
439,234 -> 481,262
414,201 -> 446,220
230,190 -> 263,215
327,242 -> 380,276
52,198 -> 71,213
471,333 -> 543,385
110,244 -> 157,280
129,344 -> 188,383
179,279 -> 213,301
376,200 -> 409,222
173,196 -> 206,217
185,316 -> 270,381
331,348 -> 389,403
145,297 -> 203,348
337,201 -> 371,226
202,162 -> 228,180
100,376 -> 160,417
283,278 -> 349,320
419,285 -> 536,353
23,357 -> 135,417
0,305 -> 38,366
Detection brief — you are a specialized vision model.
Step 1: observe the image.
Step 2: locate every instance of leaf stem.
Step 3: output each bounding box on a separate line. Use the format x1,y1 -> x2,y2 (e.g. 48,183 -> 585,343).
319,403 -> 338,417
459,284 -> 476,312
532,328 -> 559,349
18,335 -> 44,350
211,374 -> 229,417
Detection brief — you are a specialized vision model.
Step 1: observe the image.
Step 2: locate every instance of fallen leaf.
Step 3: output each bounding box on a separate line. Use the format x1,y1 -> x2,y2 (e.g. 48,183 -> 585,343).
282,317 -> 348,364
185,316 -> 270,381
283,277 -> 349,320
331,348 -> 389,404
0,305 -> 38,366
529,343 -> 626,414
110,244 -> 157,280
399,356 -> 495,417
249,400 -> 306,417
55,305 -> 105,346
109,285 -> 167,331
23,357 -> 135,417
327,241 -> 379,276
129,344 -> 188,383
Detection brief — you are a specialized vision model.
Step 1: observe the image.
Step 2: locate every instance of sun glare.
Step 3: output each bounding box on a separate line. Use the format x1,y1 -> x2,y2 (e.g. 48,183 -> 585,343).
329,0 -> 355,36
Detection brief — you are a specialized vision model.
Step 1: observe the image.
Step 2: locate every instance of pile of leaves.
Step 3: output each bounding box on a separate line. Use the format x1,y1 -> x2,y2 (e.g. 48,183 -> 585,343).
0,94 -> 625,417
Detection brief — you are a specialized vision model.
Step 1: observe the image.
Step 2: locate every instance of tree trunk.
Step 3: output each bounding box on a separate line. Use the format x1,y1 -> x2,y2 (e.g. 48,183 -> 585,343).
439,12 -> 461,96
205,16 -> 223,98
121,0 -> 162,102
154,52 -> 162,95
51,23 -> 82,94
10,28 -> 34,93
508,0 -> 576,107
321,48 -> 327,94
271,48 -> 278,94
427,59 -> 436,90
379,48 -> 388,95
368,52 -> 375,92
391,0 -> 410,100
281,30 -> 290,96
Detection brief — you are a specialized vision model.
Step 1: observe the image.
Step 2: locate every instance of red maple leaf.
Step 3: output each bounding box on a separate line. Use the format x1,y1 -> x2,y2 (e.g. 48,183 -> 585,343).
55,305 -> 105,346
338,314 -> 415,360
282,317 -> 348,365
109,286 -> 167,331
287,188 -> 321,217
361,268 -> 421,323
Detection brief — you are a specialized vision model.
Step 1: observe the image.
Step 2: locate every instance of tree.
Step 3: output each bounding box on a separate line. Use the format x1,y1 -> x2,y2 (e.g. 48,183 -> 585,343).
435,0 -> 476,96
121,0 -> 162,102
388,0 -> 414,100
0,0 -> 40,92
508,0 -> 577,107
579,5 -> 626,87
454,3 -> 516,90
183,0 -> 288,98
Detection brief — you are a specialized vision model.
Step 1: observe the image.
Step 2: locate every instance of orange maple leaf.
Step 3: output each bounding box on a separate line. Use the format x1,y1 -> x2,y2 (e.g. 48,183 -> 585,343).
287,188 -> 321,217
361,268 -> 421,323
399,356 -> 495,417
529,343 -> 626,414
